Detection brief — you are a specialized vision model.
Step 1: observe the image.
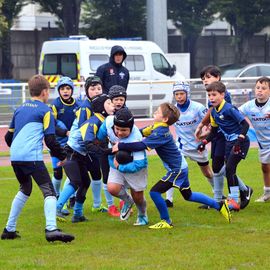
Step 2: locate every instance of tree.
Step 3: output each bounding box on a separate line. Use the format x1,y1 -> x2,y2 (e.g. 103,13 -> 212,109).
33,0 -> 83,36
168,0 -> 219,76
218,0 -> 270,64
0,0 -> 25,79
80,0 -> 146,39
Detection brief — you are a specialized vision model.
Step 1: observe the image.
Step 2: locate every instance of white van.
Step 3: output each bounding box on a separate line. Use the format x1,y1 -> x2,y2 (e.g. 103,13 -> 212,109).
39,36 -> 185,116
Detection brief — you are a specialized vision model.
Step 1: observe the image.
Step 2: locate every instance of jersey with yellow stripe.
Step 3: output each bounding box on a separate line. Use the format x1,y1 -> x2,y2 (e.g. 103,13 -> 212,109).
9,99 -> 55,161
80,113 -> 105,143
76,98 -> 93,127
141,123 -> 184,170
210,100 -> 245,141
50,97 -> 79,131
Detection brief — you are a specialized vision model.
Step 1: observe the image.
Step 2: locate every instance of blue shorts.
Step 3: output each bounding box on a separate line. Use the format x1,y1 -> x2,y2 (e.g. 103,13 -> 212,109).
161,167 -> 190,189
225,137 -> 250,160
211,131 -> 226,159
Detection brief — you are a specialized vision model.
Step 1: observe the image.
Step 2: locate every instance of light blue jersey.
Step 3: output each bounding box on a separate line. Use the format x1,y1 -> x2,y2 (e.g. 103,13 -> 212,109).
174,101 -> 207,150
239,99 -> 270,149
9,100 -> 55,161
66,119 -> 87,155
97,115 -> 147,173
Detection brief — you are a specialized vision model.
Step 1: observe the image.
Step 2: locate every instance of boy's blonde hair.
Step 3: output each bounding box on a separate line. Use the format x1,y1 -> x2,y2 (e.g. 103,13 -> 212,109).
28,75 -> 50,97
159,102 -> 180,126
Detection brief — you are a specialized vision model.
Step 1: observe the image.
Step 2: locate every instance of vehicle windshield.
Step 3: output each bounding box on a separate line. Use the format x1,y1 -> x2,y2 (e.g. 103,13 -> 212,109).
222,68 -> 243,78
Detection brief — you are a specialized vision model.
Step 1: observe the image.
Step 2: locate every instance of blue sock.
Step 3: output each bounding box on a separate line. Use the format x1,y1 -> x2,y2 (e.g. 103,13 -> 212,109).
150,191 -> 171,223
189,192 -> 220,210
103,184 -> 114,207
229,186 -> 240,203
44,196 -> 57,231
63,178 -> 76,198
6,191 -> 29,232
73,201 -> 84,217
213,171 -> 224,202
52,176 -> 61,197
91,179 -> 102,208
57,184 -> 76,210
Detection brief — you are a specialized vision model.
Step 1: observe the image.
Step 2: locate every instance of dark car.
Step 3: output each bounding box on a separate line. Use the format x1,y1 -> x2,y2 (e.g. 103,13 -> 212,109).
190,63 -> 270,107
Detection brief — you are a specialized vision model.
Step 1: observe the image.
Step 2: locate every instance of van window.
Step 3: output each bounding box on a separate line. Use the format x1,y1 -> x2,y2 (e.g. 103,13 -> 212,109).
89,54 -> 109,71
43,54 -> 77,79
125,55 -> 145,71
151,53 -> 171,76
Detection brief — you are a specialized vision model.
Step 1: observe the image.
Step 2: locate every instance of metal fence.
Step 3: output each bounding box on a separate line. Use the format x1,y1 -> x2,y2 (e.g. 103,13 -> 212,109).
0,77 -> 257,152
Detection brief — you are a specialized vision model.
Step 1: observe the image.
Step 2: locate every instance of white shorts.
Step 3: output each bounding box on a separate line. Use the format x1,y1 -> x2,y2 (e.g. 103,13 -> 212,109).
181,148 -> 209,164
108,167 -> 148,192
259,148 -> 270,164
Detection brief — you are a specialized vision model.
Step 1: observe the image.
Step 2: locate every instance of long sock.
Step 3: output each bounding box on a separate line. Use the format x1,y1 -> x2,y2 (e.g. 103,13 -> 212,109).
73,201 -> 83,217
150,191 -> 171,223
220,165 -> 247,192
63,178 -> 76,198
166,188 -> 174,202
237,176 -> 247,191
91,179 -> 102,208
264,186 -> 270,194
213,171 -> 224,202
6,191 -> 29,232
117,186 -> 134,205
52,176 -> 62,197
57,184 -> 76,210
207,177 -> 214,189
44,196 -> 57,231
229,186 -> 239,203
136,198 -> 147,216
188,192 -> 220,210
103,184 -> 114,207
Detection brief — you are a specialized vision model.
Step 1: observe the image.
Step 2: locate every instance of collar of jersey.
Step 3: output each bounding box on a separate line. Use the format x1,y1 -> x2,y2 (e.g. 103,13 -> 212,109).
151,122 -> 168,130
60,96 -> 75,106
215,99 -> 226,112
94,113 -> 105,122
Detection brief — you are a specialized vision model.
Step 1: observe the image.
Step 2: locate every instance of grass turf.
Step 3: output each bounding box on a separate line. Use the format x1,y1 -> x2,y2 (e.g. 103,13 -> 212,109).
0,148 -> 268,270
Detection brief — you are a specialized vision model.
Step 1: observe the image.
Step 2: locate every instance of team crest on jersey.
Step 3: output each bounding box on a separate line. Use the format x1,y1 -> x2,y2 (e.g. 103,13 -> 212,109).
119,72 -> 125,79
219,114 -> 224,120
109,68 -> 115,75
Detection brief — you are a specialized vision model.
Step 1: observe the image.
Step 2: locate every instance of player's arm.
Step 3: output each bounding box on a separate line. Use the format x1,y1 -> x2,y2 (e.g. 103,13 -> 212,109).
118,141 -> 147,152
4,129 -> 14,147
195,108 -> 212,140
44,134 -> 66,161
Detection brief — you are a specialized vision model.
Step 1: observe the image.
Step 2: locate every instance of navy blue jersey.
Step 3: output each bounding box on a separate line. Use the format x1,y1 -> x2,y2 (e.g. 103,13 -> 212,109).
210,100 -> 245,141
50,97 -> 79,131
9,99 -> 55,161
141,123 -> 182,170
80,113 -> 105,143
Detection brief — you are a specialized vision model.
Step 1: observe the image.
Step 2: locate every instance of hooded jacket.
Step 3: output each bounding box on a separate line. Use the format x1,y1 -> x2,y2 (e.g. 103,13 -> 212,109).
95,45 -> 130,94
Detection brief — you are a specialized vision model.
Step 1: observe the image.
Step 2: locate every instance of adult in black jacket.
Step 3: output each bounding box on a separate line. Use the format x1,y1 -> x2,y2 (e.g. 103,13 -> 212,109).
95,45 -> 129,94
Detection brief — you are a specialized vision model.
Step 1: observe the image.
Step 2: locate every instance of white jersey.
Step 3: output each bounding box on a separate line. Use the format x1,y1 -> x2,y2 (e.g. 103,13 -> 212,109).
174,100 -> 207,151
239,99 -> 270,149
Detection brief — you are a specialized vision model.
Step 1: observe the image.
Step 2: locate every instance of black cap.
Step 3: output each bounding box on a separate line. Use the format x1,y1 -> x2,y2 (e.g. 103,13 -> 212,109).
108,85 -> 127,100
114,107 -> 134,129
91,93 -> 110,116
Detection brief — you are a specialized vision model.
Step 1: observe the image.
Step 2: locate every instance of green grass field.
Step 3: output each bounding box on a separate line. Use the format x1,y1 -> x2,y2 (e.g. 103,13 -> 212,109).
0,148 -> 269,270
